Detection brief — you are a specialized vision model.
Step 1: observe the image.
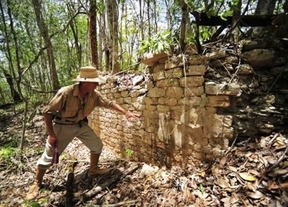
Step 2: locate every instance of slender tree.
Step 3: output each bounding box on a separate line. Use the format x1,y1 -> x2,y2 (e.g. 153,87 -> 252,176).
66,1 -> 83,67
0,1 -> 22,103
179,0 -> 188,50
32,0 -> 60,91
0,0 -> 286,101
5,0 -> 30,156
231,0 -> 242,43
3,71 -> 21,103
106,0 -> 120,73
89,0 -> 98,68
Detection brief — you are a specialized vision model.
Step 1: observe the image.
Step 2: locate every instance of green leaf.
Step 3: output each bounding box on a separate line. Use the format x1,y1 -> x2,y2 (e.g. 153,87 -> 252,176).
30,202 -> 41,207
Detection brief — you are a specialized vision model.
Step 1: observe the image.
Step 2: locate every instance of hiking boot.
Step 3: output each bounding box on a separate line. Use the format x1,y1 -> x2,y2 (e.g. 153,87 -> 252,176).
88,153 -> 112,177
88,166 -> 112,176
26,181 -> 41,200
26,168 -> 46,200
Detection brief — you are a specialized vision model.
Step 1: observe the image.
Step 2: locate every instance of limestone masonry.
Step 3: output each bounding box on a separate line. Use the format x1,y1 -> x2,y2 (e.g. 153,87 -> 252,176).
90,39 -> 288,168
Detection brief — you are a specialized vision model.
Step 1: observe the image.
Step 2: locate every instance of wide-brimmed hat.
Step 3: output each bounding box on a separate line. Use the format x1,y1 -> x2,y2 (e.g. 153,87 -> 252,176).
72,66 -> 106,84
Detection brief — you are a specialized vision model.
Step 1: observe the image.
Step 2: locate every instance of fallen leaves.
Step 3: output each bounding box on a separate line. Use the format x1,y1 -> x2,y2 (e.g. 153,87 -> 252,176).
238,172 -> 257,182
1,111 -> 288,206
246,190 -> 265,200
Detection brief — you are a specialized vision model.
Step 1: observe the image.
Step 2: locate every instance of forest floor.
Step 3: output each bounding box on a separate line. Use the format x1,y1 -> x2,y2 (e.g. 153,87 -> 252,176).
1,106 -> 288,207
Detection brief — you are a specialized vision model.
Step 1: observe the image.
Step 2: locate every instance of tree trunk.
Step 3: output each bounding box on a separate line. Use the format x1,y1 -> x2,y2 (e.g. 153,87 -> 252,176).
67,5 -> 82,68
5,0 -> 29,159
98,0 -> 105,71
0,1 -> 21,104
32,0 -> 60,92
255,0 -> 276,15
3,71 -> 21,103
253,0 -> 277,36
231,0 -> 242,43
106,0 -> 120,74
89,0 -> 98,68
139,0 -> 144,40
0,87 -> 7,105
179,0 -> 188,51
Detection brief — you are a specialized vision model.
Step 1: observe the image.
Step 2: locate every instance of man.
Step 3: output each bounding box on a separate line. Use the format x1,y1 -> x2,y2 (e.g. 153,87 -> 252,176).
26,66 -> 140,200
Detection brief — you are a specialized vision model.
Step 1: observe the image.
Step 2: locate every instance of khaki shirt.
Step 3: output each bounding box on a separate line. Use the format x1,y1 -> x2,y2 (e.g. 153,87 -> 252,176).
42,83 -> 113,122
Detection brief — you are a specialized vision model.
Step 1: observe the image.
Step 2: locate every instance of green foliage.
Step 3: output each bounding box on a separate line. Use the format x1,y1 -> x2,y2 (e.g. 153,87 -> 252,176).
38,197 -> 48,204
28,94 -> 47,107
198,183 -> 205,193
22,197 -> 47,207
22,200 -> 41,207
96,1 -> 106,13
0,0 -> 283,99
199,27 -> 213,41
125,149 -> 134,157
138,30 -> 173,56
14,101 -> 26,111
31,202 -> 41,207
0,144 -> 19,162
219,10 -> 233,21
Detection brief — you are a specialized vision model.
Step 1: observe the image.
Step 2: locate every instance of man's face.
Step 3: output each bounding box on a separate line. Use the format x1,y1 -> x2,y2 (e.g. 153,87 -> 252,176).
81,82 -> 99,92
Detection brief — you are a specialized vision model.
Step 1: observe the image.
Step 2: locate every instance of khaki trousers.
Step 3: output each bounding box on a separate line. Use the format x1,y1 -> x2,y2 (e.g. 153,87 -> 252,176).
37,121 -> 103,169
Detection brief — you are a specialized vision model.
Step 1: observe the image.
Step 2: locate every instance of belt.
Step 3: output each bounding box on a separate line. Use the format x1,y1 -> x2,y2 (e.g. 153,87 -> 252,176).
54,117 -> 78,125
54,117 -> 88,126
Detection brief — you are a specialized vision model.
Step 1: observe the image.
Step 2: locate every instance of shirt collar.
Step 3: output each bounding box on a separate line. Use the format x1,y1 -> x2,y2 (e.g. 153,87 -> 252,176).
72,83 -> 80,97
72,83 -> 92,98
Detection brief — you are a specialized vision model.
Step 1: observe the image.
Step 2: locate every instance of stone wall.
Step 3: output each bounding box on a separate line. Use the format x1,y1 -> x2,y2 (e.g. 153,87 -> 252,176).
89,55 -> 235,168
90,38 -> 288,168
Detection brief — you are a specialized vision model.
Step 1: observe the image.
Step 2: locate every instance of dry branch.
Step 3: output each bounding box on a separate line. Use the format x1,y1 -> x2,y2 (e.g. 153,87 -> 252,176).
74,162 -> 140,203
266,140 -> 288,173
66,161 -> 78,207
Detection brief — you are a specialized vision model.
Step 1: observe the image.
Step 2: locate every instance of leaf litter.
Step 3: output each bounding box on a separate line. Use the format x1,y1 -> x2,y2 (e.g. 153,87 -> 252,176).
1,111 -> 288,206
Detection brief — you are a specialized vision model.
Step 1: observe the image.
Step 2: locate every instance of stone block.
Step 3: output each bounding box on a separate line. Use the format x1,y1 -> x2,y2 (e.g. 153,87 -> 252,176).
166,87 -> 184,98
156,79 -> 179,87
185,65 -> 207,76
148,87 -> 165,98
188,55 -> 207,65
184,86 -> 204,97
152,71 -> 165,80
206,95 -> 230,107
180,76 -> 204,87
165,67 -> 183,78
205,82 -> 241,96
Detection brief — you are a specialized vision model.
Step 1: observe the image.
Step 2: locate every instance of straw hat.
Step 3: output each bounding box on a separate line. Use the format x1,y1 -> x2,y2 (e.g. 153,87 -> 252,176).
72,66 -> 106,84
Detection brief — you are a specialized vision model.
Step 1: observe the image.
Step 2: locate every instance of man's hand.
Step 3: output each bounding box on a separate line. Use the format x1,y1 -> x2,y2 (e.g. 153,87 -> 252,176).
48,135 -> 59,164
111,103 -> 140,120
125,111 -> 140,120
48,135 -> 58,148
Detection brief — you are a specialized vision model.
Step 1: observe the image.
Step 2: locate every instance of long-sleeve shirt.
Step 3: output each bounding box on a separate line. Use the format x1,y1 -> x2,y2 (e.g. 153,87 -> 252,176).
42,83 -> 113,122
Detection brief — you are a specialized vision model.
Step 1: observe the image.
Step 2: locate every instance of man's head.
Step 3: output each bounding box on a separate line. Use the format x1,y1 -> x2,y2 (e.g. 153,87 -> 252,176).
72,66 -> 106,84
